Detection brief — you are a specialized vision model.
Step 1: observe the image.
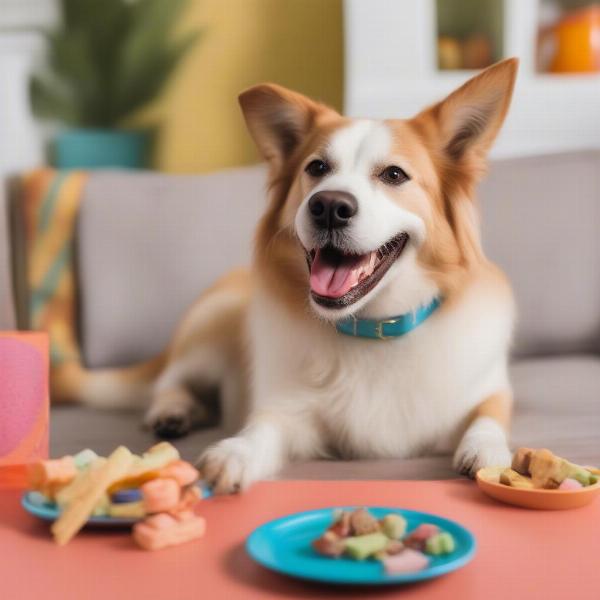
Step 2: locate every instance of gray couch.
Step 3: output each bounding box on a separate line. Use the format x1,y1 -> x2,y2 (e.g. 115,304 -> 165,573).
2,151 -> 600,477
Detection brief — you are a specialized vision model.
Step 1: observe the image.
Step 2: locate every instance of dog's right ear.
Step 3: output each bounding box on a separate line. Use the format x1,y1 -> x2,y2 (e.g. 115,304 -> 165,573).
239,84 -> 334,168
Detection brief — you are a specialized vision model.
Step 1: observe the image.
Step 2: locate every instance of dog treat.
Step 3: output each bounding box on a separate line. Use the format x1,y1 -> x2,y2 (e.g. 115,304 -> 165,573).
344,533 -> 389,560
108,500 -> 146,519
51,446 -> 135,545
111,488 -> 143,504
176,485 -> 203,512
54,457 -> 107,507
498,447 -> 598,490
92,494 -> 110,517
404,523 -> 440,550
350,507 -> 380,535
312,531 -> 346,557
566,466 -> 594,487
499,468 -> 535,489
558,478 -> 583,491
529,449 -> 571,489
27,444 -> 208,550
328,510 -> 351,537
312,508 -> 454,574
159,460 -> 199,487
132,510 -> 206,551
29,456 -> 77,494
141,478 -> 181,514
73,449 -> 99,471
383,548 -> 429,575
425,532 -> 456,555
108,442 -> 180,494
511,447 -> 534,475
380,514 -> 407,540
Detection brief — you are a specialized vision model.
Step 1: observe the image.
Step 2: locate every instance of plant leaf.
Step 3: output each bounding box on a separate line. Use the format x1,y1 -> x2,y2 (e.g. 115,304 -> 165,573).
30,74 -> 80,124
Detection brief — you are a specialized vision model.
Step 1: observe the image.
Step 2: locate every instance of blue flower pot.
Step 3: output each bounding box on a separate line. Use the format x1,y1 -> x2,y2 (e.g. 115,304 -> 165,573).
54,129 -> 149,169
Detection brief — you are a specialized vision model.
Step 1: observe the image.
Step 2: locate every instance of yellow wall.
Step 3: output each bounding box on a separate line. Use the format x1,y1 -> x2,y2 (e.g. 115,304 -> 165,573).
154,0 -> 343,173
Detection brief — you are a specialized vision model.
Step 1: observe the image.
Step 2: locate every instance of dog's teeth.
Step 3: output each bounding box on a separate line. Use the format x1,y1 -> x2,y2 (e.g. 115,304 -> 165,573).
370,252 -> 377,270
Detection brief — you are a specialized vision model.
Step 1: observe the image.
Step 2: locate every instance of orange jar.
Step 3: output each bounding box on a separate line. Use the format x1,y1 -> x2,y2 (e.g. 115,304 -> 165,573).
547,6 -> 600,72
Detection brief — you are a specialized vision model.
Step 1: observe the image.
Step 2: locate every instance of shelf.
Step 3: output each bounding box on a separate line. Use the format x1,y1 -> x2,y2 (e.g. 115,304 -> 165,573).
344,0 -> 600,158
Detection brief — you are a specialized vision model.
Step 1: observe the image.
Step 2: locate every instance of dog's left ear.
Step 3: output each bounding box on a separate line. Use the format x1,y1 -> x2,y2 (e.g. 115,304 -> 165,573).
239,83 -> 336,169
417,58 -> 518,169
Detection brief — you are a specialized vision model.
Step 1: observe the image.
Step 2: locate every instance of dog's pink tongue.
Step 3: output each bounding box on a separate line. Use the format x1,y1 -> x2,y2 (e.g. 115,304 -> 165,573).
310,249 -> 364,298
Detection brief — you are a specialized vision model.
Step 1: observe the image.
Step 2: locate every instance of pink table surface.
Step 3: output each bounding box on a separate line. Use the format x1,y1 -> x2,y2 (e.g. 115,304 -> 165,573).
1,479 -> 599,600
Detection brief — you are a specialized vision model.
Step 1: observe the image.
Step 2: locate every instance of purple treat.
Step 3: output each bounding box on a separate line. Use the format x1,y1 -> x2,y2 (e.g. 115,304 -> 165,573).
111,488 -> 142,503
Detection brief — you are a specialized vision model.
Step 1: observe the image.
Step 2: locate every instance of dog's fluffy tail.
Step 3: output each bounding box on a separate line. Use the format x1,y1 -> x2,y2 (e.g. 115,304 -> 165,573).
51,354 -> 166,409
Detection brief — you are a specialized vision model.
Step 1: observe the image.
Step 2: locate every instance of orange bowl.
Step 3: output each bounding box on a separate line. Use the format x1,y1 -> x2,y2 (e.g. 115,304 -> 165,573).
476,466 -> 600,510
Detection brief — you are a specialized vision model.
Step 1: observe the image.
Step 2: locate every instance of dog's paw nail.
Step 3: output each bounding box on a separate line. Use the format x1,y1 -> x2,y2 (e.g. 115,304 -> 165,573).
152,415 -> 190,439
196,438 -> 253,494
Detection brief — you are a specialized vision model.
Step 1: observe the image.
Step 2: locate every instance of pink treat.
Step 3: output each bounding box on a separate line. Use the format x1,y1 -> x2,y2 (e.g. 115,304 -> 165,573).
383,548 -> 429,575
159,460 -> 199,487
559,478 -> 583,491
133,511 -> 206,551
404,523 -> 440,551
174,485 -> 202,513
141,478 -> 181,513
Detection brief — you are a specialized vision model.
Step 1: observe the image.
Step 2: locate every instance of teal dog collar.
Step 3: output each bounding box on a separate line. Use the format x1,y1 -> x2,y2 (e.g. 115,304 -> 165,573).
336,296 -> 442,340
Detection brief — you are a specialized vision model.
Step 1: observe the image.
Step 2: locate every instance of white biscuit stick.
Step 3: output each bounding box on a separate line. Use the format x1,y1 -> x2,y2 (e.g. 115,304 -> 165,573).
51,446 -> 135,545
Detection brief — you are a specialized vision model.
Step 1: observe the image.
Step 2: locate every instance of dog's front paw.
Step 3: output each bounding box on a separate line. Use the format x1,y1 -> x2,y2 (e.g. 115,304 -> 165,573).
196,437 -> 256,494
453,441 -> 511,478
453,417 -> 511,478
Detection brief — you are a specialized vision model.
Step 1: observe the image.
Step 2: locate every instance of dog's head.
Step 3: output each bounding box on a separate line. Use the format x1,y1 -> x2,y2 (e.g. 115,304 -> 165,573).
241,59 -> 517,321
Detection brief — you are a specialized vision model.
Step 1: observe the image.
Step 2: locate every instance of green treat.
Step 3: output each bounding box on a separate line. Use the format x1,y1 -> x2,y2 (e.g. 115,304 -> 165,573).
381,514 -> 407,540
566,464 -> 593,486
73,448 -> 99,470
344,533 -> 389,560
425,532 -> 455,556
590,475 -> 598,485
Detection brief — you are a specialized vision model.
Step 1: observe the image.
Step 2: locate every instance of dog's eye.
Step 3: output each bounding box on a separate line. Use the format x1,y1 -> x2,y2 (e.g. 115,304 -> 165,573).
305,159 -> 331,178
379,165 -> 409,185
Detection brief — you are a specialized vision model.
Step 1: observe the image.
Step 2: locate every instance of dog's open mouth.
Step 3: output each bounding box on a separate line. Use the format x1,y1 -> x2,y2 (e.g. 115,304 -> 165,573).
306,233 -> 409,308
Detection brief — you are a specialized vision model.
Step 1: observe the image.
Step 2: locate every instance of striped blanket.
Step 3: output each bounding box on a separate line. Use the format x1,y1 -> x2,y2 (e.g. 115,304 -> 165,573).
20,169 -> 88,372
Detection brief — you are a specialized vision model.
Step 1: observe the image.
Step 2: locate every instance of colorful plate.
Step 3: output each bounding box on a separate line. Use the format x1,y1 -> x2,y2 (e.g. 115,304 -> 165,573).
246,507 -> 476,586
476,467 -> 600,510
21,482 -> 212,528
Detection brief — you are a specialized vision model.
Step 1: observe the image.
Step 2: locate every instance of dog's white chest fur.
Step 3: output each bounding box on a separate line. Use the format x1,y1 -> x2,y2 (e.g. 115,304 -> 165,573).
249,280 -> 512,461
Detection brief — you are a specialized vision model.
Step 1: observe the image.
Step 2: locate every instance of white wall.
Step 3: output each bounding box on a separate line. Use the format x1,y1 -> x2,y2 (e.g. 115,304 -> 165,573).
0,0 -> 58,176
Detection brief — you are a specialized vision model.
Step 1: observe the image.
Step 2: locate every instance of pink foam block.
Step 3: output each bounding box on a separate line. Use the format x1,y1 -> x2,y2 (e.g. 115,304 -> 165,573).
0,333 -> 49,472
141,478 -> 181,513
559,478 -> 583,491
133,511 -> 206,551
383,548 -> 429,575
159,460 -> 199,487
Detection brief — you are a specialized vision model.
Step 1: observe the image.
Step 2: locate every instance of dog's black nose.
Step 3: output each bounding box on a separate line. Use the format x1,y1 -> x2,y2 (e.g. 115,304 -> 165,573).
308,191 -> 358,229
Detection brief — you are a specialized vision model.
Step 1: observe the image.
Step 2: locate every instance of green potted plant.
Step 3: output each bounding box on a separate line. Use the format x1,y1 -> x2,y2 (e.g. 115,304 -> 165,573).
30,0 -> 200,169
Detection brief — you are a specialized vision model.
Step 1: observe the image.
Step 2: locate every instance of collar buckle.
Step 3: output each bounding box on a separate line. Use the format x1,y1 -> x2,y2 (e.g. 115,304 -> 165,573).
374,318 -> 399,339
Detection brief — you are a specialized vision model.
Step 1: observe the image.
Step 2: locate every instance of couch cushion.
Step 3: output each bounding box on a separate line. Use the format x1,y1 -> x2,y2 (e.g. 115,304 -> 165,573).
78,165 -> 267,368
50,356 -> 600,478
479,151 -> 600,356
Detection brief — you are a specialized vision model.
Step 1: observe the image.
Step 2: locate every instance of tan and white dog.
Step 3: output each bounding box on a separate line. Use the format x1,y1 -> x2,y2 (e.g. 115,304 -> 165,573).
63,59 -> 519,493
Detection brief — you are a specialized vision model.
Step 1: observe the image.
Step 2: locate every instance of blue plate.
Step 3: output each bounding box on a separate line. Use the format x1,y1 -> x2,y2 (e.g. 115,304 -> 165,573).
21,483 -> 212,528
246,507 -> 476,585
